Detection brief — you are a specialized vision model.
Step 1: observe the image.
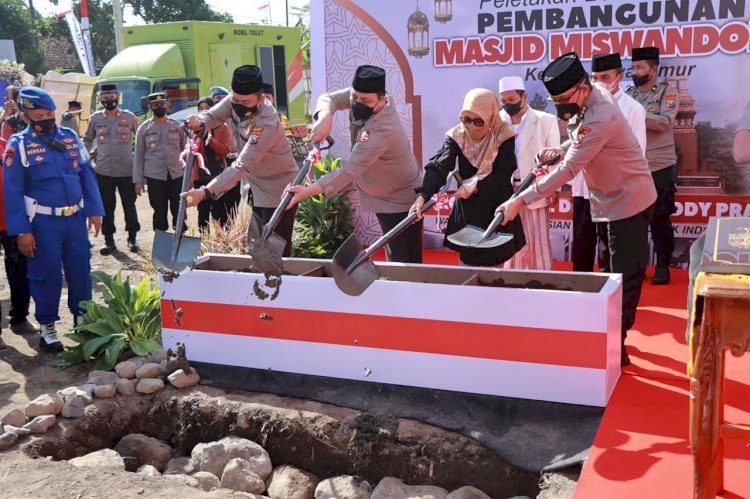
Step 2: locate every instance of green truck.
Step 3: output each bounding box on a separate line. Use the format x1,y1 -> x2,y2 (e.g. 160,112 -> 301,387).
95,21 -> 305,122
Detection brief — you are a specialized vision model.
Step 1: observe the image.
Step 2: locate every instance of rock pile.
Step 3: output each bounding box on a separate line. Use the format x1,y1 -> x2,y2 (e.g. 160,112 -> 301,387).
0,348 -> 200,453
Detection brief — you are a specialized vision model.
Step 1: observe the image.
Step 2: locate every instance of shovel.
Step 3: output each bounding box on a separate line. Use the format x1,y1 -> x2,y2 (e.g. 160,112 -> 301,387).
447,155 -> 561,248
333,170 -> 460,296
246,137 -> 335,274
152,129 -> 202,275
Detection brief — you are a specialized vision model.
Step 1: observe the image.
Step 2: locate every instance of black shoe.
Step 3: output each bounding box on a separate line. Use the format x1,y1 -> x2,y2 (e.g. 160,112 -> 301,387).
652,266 -> 670,285
38,324 -> 64,353
99,239 -> 116,256
621,351 -> 631,367
127,237 -> 140,253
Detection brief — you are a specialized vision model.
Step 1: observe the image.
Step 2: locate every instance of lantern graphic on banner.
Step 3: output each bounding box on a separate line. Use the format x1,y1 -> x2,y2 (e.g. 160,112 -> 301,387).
407,3 -> 430,59
434,0 -> 453,23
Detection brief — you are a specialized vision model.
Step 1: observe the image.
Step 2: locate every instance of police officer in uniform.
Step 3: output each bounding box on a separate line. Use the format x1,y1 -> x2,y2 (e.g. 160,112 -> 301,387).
626,47 -> 679,285
210,86 -> 229,105
84,84 -> 141,254
496,53 -> 657,366
182,66 -> 299,256
285,65 -> 424,263
61,100 -> 83,136
2,87 -> 104,352
133,93 -> 186,232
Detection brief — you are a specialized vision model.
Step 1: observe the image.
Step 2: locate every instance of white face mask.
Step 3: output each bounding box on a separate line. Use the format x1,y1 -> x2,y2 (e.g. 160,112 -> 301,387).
597,79 -> 620,95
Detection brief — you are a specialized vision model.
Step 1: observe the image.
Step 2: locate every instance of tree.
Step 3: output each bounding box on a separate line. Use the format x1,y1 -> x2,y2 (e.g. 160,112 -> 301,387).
291,4 -> 311,67
125,0 -> 233,23
0,0 -> 45,75
40,0 -> 117,72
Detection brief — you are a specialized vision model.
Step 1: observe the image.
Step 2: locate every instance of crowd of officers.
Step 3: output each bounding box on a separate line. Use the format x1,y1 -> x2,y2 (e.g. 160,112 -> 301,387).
0,46 -> 680,366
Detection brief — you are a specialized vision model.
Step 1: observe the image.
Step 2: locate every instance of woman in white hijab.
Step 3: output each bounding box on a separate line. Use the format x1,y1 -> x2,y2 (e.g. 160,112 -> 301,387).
411,88 -> 525,266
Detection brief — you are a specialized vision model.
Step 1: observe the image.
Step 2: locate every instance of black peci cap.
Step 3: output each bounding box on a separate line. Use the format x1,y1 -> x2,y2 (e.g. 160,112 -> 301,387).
632,47 -> 659,64
591,53 -> 622,72
352,65 -> 386,94
100,84 -> 118,95
231,65 -> 263,95
540,52 -> 587,96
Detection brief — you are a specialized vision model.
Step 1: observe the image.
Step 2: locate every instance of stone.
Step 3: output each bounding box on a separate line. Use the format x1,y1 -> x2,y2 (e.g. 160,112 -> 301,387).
2,425 -> 31,437
136,378 -> 164,394
24,393 -> 63,417
69,449 -> 126,470
192,471 -> 222,492
167,367 -> 200,389
22,415 -> 56,434
57,386 -> 93,405
315,475 -> 372,499
136,464 -> 161,477
0,432 -> 19,451
94,384 -> 117,398
86,371 -> 120,386
370,478 -> 447,499
77,384 -> 97,397
265,465 -> 318,499
115,378 -> 136,395
113,433 -> 172,472
2,409 -> 27,428
221,458 -> 265,494
163,456 -> 195,475
61,396 -> 86,418
146,349 -> 167,364
163,474 -> 199,488
446,487 -> 491,499
192,436 -> 272,479
159,358 -> 182,375
115,360 -> 138,379
135,363 -> 161,379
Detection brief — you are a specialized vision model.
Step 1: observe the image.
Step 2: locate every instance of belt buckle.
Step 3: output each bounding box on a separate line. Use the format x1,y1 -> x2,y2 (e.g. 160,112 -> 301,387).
61,205 -> 76,216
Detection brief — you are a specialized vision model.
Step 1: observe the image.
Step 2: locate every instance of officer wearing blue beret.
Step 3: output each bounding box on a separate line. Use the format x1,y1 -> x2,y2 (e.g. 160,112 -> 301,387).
2,86 -> 105,352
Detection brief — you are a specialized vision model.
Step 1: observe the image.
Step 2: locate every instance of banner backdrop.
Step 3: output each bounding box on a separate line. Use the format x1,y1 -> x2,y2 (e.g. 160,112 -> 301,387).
311,0 -> 750,267
59,10 -> 95,77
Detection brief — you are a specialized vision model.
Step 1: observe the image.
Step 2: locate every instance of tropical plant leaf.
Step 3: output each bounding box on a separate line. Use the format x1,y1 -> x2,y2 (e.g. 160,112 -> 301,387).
82,335 -> 114,359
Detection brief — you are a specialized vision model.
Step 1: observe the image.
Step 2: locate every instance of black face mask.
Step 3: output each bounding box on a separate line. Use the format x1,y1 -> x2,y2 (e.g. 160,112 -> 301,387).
30,117 -> 56,135
632,73 -> 651,87
152,107 -> 167,118
555,103 -> 581,121
503,101 -> 524,117
350,100 -> 376,123
232,102 -> 257,120
102,101 -> 117,111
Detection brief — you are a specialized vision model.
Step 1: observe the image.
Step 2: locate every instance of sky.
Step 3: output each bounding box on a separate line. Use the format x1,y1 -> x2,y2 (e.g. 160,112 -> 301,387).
33,0 -> 309,27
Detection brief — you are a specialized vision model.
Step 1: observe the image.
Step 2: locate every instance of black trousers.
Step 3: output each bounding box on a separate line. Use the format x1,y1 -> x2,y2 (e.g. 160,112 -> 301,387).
572,197 -> 610,272
194,179 -> 241,230
253,205 -> 298,257
650,165 -> 676,261
375,212 -> 423,264
146,175 -> 183,232
97,174 -> 140,239
0,232 -> 31,329
602,204 -> 654,347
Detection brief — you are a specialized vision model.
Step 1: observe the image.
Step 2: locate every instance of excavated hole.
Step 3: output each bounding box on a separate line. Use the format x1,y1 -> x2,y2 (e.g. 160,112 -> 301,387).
18,387 -> 541,497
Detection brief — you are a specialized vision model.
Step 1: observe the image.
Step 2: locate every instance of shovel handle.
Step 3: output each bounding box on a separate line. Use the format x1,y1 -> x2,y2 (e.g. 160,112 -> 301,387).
261,160 -> 312,240
476,155 -> 560,245
172,132 -> 198,259
348,171 -> 459,271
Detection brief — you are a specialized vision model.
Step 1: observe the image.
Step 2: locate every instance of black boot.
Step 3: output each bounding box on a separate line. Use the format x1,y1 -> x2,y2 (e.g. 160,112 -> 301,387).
99,237 -> 116,256
652,254 -> 671,285
127,233 -> 140,253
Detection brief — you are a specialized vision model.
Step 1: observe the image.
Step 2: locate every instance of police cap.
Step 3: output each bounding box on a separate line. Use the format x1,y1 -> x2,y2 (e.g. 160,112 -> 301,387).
210,85 -> 229,97
632,47 -> 659,64
231,66 -> 263,95
540,52 -> 587,96
591,53 -> 622,73
147,92 -> 168,104
352,65 -> 386,94
18,86 -> 57,111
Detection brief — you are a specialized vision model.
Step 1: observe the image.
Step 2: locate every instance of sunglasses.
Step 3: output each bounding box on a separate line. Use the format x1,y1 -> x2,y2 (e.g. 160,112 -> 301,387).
459,116 -> 485,127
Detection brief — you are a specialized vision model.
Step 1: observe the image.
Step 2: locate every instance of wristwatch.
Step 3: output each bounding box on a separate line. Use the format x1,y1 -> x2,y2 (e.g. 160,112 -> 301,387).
200,185 -> 212,200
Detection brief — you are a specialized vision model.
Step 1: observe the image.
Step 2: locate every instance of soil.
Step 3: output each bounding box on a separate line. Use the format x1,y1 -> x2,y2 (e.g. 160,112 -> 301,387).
482,278 -> 575,291
0,195 -> 578,498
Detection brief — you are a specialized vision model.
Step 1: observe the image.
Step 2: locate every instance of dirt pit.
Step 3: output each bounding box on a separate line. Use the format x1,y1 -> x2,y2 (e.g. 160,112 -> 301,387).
10,386 -> 541,498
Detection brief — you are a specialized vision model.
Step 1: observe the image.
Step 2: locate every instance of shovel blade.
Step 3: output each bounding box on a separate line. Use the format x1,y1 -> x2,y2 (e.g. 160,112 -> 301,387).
246,213 -> 264,249
446,225 -> 486,247
151,230 -> 202,274
332,234 -> 381,296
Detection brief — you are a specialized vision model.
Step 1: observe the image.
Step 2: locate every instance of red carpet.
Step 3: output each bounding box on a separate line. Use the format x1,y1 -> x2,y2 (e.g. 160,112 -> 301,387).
387,250 -> 750,497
